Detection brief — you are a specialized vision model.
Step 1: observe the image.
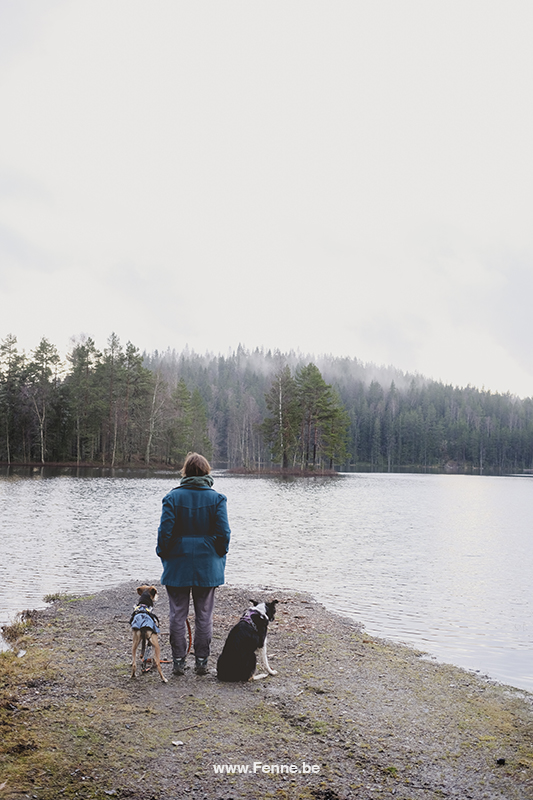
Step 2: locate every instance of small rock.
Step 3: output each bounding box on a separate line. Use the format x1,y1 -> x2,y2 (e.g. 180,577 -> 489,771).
172,740 -> 185,746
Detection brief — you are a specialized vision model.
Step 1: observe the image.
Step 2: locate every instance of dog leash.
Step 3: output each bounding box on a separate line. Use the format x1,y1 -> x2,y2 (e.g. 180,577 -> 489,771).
186,618 -> 192,653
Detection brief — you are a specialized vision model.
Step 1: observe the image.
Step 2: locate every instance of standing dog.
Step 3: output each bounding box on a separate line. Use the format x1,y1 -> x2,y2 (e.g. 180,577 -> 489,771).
217,600 -> 278,682
130,585 -> 168,683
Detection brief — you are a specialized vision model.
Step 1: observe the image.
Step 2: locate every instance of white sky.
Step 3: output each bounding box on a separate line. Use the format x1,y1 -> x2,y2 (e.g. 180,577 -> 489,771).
1,0 -> 533,396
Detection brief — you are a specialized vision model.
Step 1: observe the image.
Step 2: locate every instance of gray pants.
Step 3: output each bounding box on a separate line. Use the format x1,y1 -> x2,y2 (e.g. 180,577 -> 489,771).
166,586 -> 216,660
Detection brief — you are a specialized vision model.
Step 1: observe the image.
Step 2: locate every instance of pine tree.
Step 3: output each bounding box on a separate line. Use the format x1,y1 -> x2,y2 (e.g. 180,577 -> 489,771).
27,338 -> 62,464
321,388 -> 350,469
170,378 -> 193,464
66,337 -> 101,464
0,334 -> 25,464
189,388 -> 212,459
165,379 -> 212,464
121,342 -> 153,463
295,363 -> 345,469
262,365 -> 299,468
97,333 -> 125,466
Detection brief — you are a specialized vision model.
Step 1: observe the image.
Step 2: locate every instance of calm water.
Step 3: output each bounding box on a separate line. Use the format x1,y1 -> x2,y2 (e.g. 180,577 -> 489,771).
1,468 -> 532,692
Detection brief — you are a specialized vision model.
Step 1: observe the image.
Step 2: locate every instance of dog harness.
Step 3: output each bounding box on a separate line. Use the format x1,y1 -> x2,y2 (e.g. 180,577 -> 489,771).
130,604 -> 160,634
241,608 -> 262,631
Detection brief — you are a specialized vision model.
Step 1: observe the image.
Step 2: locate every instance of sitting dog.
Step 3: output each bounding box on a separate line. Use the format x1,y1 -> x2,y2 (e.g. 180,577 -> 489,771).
130,585 -> 168,683
217,599 -> 278,682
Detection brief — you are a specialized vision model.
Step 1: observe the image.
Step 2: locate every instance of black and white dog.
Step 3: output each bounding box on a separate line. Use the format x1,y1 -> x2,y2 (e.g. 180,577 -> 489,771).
217,600 -> 278,682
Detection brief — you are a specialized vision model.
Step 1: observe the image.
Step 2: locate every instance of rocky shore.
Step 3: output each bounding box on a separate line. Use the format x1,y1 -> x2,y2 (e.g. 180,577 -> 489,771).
1,582 -> 533,800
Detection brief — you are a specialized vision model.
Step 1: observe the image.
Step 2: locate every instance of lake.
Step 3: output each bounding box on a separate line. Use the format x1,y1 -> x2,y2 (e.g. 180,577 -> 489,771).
1,468 -> 532,692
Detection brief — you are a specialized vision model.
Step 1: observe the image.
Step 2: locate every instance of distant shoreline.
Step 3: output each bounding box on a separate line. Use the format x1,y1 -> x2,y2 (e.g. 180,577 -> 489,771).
1,461 -> 528,477
0,459 -> 179,470
225,466 -> 339,476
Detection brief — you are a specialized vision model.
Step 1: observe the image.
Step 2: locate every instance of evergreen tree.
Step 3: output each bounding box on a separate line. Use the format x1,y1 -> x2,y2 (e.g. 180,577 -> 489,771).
121,341 -> 153,463
189,387 -> 213,459
96,333 -> 125,466
169,378 -> 193,463
295,363 -> 346,469
0,334 -> 25,464
321,388 -> 350,468
165,379 -> 212,465
262,365 -> 299,468
263,363 -> 349,470
66,337 -> 101,464
26,338 -> 62,463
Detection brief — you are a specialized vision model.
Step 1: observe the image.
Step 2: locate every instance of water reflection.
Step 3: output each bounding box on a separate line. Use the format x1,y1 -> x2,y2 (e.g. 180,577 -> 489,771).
1,465 -> 179,480
1,469 -> 532,692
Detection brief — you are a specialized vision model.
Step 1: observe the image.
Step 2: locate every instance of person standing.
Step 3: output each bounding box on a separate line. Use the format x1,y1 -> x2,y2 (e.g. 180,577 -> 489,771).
156,452 -> 230,675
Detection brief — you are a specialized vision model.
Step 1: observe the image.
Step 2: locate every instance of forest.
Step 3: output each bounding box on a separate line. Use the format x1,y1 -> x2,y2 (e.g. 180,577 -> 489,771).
1,333 -> 533,474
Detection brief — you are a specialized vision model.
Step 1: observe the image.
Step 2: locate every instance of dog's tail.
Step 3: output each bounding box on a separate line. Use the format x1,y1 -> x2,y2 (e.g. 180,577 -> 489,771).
139,626 -> 153,659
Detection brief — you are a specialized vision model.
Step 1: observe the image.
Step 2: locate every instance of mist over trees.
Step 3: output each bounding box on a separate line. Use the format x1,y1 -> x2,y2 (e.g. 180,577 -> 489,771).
1,333 -> 533,473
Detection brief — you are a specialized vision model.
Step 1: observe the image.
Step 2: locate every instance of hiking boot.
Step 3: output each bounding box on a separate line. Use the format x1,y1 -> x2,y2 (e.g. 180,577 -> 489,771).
195,657 -> 209,675
172,657 -> 188,676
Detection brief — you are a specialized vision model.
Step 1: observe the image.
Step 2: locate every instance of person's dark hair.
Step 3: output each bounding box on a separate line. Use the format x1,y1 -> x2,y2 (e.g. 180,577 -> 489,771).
181,452 -> 211,477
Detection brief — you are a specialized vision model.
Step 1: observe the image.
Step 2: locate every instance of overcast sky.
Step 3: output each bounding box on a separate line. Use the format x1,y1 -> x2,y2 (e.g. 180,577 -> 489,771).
1,1 -> 532,397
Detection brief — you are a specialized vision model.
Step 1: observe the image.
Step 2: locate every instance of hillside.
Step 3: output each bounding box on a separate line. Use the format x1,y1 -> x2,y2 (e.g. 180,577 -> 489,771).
1,335 -> 532,473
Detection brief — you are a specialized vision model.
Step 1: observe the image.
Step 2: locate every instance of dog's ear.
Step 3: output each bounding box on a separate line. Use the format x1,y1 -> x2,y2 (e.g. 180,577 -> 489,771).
137,586 -> 146,596
266,600 -> 278,620
249,599 -> 258,607
149,587 -> 158,600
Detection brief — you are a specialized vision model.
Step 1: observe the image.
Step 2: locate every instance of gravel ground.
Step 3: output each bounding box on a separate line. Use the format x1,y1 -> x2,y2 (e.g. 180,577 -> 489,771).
2,581 -> 533,800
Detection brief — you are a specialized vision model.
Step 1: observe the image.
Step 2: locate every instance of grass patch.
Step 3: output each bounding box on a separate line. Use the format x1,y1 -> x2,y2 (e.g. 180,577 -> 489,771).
67,595 -> 95,603
1,610 -> 33,645
0,645 -> 61,796
43,592 -> 70,603
0,639 -> 150,799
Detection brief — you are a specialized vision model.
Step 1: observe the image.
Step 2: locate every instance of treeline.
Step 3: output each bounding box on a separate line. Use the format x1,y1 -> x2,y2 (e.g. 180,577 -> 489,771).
0,334 -> 212,468
1,334 -> 533,473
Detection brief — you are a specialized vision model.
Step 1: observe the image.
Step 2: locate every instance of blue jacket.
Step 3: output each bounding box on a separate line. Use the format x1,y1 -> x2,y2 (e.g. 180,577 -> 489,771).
156,476 -> 231,588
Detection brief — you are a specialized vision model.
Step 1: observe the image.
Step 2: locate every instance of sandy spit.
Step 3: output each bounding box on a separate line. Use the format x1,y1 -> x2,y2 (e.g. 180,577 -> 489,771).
1,581 -> 533,800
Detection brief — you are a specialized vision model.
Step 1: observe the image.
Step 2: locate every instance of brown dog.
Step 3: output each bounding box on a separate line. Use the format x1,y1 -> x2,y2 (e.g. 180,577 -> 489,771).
130,585 -> 168,683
